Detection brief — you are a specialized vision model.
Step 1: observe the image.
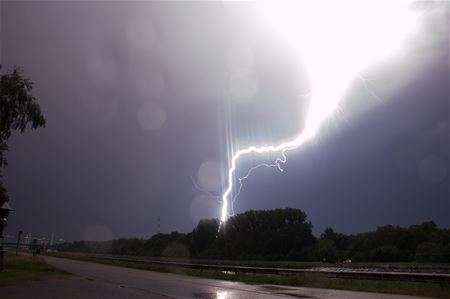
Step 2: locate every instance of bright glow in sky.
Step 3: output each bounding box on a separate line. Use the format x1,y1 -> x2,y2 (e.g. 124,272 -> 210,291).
220,1 -> 418,223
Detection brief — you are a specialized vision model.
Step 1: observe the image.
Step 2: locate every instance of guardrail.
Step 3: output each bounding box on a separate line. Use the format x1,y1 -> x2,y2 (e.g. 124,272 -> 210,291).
2,242 -> 31,248
54,252 -> 450,284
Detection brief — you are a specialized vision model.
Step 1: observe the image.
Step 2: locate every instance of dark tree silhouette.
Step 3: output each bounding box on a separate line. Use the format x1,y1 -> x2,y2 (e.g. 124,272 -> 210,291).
57,211 -> 450,263
190,219 -> 220,258
220,208 -> 315,260
0,66 -> 46,203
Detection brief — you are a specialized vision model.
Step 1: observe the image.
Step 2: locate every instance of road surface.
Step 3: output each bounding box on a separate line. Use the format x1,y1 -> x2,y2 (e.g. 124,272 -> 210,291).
1,256 -> 434,299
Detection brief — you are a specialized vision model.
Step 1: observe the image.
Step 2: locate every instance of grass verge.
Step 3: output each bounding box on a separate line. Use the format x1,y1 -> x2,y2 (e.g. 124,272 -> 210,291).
0,252 -> 70,286
46,253 -> 450,298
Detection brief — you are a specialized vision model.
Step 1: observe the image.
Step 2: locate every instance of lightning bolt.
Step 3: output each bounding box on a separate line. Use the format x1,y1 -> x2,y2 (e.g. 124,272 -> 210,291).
220,1 -> 419,224
221,78 -> 347,223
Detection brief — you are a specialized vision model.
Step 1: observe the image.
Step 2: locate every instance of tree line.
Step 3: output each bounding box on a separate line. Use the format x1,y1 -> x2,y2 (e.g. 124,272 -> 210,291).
58,208 -> 450,263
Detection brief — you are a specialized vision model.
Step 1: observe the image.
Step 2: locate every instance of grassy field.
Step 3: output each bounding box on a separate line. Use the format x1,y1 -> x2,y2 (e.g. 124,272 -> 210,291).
0,252 -> 70,286
47,252 -> 450,298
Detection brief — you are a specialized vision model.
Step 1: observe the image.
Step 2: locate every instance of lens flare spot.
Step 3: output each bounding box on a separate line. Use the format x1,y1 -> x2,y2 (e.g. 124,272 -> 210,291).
229,68 -> 258,101
137,101 -> 167,131
197,160 -> 224,192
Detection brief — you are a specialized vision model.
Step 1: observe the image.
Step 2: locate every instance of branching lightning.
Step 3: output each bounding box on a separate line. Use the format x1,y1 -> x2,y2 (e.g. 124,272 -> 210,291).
220,1 -> 419,223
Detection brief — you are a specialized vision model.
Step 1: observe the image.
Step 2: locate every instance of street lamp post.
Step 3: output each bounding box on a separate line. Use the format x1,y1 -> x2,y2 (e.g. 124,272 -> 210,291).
0,201 -> 13,271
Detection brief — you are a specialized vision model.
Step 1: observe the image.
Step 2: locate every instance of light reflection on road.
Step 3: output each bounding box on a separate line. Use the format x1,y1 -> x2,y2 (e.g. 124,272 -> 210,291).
217,290 -> 230,299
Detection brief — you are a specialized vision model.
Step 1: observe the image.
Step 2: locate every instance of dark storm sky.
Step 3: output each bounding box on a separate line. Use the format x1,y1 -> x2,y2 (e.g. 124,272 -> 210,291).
1,1 -> 448,241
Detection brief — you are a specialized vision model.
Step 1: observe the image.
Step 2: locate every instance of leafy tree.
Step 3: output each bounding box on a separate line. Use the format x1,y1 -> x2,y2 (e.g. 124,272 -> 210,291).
143,232 -> 189,257
221,208 -> 314,260
443,244 -> 450,262
190,219 -> 220,258
111,238 -> 146,256
0,180 -> 7,203
0,66 -> 46,203
371,245 -> 404,262
319,227 -> 350,261
316,239 -> 338,263
415,242 -> 445,262
347,234 -> 372,262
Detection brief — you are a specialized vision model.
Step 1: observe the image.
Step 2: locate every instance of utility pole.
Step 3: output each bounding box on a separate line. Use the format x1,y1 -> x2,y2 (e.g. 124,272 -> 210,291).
15,230 -> 22,255
157,216 -> 161,234
0,202 -> 13,271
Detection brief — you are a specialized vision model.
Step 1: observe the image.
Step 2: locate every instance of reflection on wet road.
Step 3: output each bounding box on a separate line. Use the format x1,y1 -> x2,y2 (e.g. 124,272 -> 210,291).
1,256 -> 433,299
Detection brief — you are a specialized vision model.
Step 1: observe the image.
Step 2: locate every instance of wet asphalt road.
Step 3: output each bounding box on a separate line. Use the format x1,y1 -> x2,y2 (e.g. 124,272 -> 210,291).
1,256 -> 434,299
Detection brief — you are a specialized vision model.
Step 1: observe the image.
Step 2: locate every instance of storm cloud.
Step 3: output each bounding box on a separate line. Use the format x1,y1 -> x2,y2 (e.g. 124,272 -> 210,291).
1,1 -> 448,241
